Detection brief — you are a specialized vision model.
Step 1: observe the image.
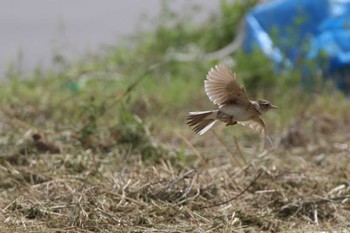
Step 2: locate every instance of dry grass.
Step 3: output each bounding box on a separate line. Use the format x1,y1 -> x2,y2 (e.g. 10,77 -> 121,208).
1,96 -> 350,233
2,1 -> 349,231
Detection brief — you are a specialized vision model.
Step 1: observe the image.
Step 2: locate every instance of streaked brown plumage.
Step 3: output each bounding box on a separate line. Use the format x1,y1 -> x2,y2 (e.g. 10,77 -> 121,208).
186,64 -> 277,135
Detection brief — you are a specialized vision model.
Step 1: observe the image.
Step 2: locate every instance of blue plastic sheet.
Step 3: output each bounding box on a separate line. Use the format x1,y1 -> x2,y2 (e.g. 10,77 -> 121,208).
243,0 -> 350,91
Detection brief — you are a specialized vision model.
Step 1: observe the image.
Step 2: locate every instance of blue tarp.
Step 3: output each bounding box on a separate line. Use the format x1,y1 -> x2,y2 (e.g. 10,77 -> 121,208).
243,0 -> 350,91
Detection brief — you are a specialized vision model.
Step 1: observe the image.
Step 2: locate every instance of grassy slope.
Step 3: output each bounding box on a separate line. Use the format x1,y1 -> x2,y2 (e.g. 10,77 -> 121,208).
1,1 -> 350,232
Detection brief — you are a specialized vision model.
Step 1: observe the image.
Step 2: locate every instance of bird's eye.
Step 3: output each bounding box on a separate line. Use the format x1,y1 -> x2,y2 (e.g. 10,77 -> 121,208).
264,103 -> 270,107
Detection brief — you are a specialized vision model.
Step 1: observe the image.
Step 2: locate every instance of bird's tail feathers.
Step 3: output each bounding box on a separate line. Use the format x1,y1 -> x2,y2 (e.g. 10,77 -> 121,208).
186,110 -> 217,135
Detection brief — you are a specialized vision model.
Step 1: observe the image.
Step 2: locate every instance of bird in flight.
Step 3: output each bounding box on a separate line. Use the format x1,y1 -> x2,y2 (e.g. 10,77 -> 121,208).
186,64 -> 277,135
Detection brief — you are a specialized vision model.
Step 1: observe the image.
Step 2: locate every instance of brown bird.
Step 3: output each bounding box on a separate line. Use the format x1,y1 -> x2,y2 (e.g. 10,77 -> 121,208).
186,64 -> 277,135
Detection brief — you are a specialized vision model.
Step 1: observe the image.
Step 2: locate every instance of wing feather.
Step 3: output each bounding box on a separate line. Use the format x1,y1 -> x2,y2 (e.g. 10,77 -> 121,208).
238,117 -> 266,135
204,64 -> 250,106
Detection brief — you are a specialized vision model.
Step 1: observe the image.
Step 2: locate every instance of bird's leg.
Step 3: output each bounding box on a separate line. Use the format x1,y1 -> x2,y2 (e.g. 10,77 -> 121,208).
218,111 -> 237,126
225,114 -> 237,126
226,120 -> 237,126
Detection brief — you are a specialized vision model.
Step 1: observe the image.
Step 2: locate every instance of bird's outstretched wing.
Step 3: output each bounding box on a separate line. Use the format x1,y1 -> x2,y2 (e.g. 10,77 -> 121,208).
238,117 -> 274,147
204,64 -> 250,106
238,117 -> 266,135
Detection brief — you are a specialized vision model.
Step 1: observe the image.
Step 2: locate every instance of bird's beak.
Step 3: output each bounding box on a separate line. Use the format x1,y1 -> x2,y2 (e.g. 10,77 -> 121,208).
271,104 -> 278,109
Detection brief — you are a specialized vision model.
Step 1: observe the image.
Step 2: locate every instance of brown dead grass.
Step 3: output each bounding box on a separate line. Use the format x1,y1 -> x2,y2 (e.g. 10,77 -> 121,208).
1,98 -> 350,233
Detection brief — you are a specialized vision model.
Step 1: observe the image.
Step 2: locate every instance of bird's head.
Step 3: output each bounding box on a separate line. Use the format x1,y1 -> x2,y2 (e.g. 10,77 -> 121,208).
255,99 -> 278,113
